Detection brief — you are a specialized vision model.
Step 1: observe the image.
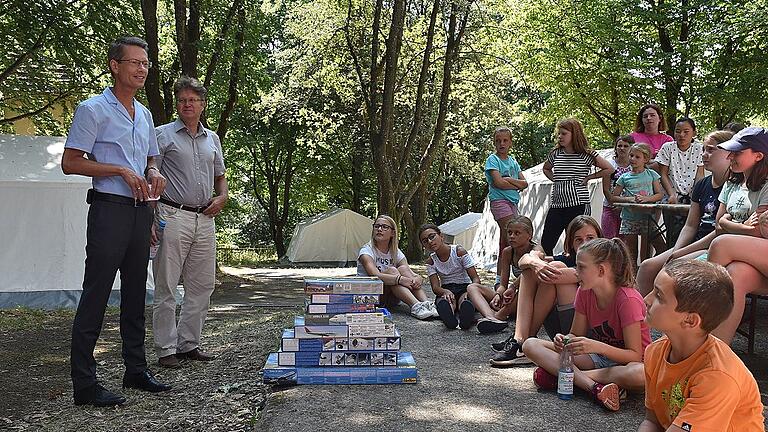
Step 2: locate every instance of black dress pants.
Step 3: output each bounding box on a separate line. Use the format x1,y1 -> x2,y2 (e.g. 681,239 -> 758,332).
70,199 -> 152,391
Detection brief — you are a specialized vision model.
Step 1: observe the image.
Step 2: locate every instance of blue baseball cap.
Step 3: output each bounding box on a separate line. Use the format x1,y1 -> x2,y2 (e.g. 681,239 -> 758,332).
717,126 -> 768,153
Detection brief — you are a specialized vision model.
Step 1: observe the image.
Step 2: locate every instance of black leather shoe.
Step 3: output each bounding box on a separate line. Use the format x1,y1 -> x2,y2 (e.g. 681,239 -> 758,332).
122,370 -> 172,393
73,383 -> 126,407
177,348 -> 215,361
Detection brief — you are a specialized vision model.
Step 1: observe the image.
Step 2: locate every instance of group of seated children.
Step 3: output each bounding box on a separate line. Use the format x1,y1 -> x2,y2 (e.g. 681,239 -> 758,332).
355,126 -> 767,427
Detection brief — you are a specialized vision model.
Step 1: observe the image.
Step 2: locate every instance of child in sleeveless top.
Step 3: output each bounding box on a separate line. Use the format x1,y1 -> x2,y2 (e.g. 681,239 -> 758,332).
466,215 -> 543,334
419,224 -> 481,330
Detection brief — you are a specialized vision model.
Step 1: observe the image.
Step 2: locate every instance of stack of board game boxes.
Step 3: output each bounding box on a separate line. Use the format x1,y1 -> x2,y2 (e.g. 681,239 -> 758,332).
262,276 -> 418,385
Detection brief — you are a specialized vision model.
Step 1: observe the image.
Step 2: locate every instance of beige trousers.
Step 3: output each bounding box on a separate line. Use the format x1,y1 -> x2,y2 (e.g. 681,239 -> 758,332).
152,202 -> 216,357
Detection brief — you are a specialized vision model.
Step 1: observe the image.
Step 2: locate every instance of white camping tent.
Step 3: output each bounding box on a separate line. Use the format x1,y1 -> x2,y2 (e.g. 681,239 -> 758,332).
470,148 -> 612,270
438,212 -> 482,249
0,134 -> 154,308
285,208 -> 374,265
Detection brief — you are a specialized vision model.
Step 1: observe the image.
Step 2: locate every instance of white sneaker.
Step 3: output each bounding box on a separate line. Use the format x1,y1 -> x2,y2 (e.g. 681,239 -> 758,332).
424,300 -> 440,318
410,302 -> 433,320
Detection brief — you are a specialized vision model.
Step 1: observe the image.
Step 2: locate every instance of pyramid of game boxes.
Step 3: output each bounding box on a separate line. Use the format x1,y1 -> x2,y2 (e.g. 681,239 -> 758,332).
262,276 -> 418,385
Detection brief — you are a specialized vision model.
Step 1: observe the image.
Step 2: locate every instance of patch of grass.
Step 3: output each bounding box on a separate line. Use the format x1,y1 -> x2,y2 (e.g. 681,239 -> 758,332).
0,307 -> 74,331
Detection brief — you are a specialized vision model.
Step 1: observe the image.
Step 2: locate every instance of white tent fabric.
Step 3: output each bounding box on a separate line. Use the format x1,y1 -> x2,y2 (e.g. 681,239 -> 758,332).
438,212 -> 481,249
470,148 -> 612,270
285,208 -> 374,264
0,134 -> 154,309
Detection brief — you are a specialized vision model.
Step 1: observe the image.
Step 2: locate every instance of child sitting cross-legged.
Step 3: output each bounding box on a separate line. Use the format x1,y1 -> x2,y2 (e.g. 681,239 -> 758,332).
489,215 -> 602,367
639,259 -> 764,431
419,224 -> 481,329
523,238 -> 650,412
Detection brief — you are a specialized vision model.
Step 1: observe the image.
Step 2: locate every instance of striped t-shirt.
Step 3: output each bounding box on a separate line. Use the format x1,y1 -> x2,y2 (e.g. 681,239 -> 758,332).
546,148 -> 597,208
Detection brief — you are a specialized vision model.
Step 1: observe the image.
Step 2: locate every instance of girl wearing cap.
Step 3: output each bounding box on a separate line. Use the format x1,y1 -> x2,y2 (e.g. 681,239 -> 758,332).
704,127 -> 768,343
636,130 -> 734,296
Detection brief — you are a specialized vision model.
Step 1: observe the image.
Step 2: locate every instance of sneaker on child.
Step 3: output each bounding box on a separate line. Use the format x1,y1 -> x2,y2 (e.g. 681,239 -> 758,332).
458,300 -> 476,329
533,367 -> 557,390
490,338 -> 532,367
410,301 -> 433,320
425,300 -> 440,318
476,317 -> 508,334
435,298 -> 458,328
592,382 -> 622,412
491,334 -> 515,353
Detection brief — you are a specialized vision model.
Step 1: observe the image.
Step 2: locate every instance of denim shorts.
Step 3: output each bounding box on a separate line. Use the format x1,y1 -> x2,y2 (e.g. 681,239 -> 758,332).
588,353 -> 619,369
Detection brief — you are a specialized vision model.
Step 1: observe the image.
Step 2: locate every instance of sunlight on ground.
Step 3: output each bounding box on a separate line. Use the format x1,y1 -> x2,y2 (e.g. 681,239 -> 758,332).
405,400 -> 500,423
221,266 -> 357,278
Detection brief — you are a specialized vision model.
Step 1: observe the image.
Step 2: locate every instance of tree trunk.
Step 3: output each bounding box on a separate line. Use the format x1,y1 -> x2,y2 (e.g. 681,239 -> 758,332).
140,0 -> 166,124
217,5 -> 245,142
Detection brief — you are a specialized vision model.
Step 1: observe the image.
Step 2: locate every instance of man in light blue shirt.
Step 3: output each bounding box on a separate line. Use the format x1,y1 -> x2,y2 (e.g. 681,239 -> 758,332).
62,36 -> 171,407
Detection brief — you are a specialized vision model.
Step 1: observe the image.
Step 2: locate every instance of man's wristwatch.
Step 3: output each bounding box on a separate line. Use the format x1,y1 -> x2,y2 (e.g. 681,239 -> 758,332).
146,166 -> 159,175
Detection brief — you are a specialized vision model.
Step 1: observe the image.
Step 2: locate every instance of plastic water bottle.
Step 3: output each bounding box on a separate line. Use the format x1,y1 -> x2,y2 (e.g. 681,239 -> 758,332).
557,336 -> 574,400
149,220 -> 166,260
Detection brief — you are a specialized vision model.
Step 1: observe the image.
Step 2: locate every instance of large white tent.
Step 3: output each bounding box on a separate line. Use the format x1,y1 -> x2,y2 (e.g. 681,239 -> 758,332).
0,134 -> 154,308
469,148 -> 612,270
285,208 -> 374,265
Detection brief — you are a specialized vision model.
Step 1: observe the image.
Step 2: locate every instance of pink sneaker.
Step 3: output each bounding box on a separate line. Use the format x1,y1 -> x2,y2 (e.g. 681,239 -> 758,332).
533,367 -> 557,391
592,383 -> 621,411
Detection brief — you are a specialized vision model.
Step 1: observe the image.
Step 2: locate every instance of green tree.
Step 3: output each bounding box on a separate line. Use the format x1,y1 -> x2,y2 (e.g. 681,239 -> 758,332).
0,0 -> 143,133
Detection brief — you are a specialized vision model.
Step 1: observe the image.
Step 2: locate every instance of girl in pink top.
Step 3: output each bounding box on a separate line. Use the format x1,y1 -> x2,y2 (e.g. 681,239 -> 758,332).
523,238 -> 650,412
630,103 -> 673,159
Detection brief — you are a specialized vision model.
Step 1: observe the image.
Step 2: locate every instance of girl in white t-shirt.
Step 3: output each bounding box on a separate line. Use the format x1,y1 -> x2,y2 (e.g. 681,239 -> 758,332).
656,117 -> 705,247
419,224 -> 481,330
357,215 -> 437,320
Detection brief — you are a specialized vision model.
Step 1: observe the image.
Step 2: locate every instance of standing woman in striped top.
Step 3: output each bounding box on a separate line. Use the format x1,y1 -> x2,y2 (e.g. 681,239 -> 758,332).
540,118 -> 614,255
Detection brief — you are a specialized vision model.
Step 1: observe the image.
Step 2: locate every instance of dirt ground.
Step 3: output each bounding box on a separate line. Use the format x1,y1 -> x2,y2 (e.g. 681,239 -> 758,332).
1,266 -> 768,431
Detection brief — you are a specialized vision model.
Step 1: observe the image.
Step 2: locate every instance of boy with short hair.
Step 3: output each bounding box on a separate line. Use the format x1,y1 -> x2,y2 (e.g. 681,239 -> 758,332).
639,260 -> 764,431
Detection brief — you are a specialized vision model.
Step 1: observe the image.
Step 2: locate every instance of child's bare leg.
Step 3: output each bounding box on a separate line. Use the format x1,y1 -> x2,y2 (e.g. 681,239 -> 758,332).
555,283 -> 578,307
582,362 -> 645,391
529,283 -> 557,336
512,269 -> 538,341
380,267 -> 419,307
467,283 -> 496,318
495,294 -> 518,320
709,235 -> 768,275
522,338 -> 596,392
497,215 -> 513,255
711,261 -> 767,343
397,265 -> 427,302
636,249 -> 673,296
621,234 -> 638,268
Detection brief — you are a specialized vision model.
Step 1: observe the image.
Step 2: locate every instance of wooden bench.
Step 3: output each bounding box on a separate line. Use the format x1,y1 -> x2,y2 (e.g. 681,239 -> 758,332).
736,293 -> 768,354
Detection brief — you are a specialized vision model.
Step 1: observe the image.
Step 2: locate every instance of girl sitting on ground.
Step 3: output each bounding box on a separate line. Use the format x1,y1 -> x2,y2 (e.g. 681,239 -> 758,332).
466,215 -> 542,334
357,215 -> 437,320
611,143 -> 666,266
635,130 -> 734,296
419,223 -> 481,330
489,216 -> 602,367
523,238 -> 650,412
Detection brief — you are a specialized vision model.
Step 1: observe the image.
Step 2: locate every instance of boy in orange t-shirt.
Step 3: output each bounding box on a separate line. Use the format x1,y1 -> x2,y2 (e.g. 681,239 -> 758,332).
639,260 -> 764,432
